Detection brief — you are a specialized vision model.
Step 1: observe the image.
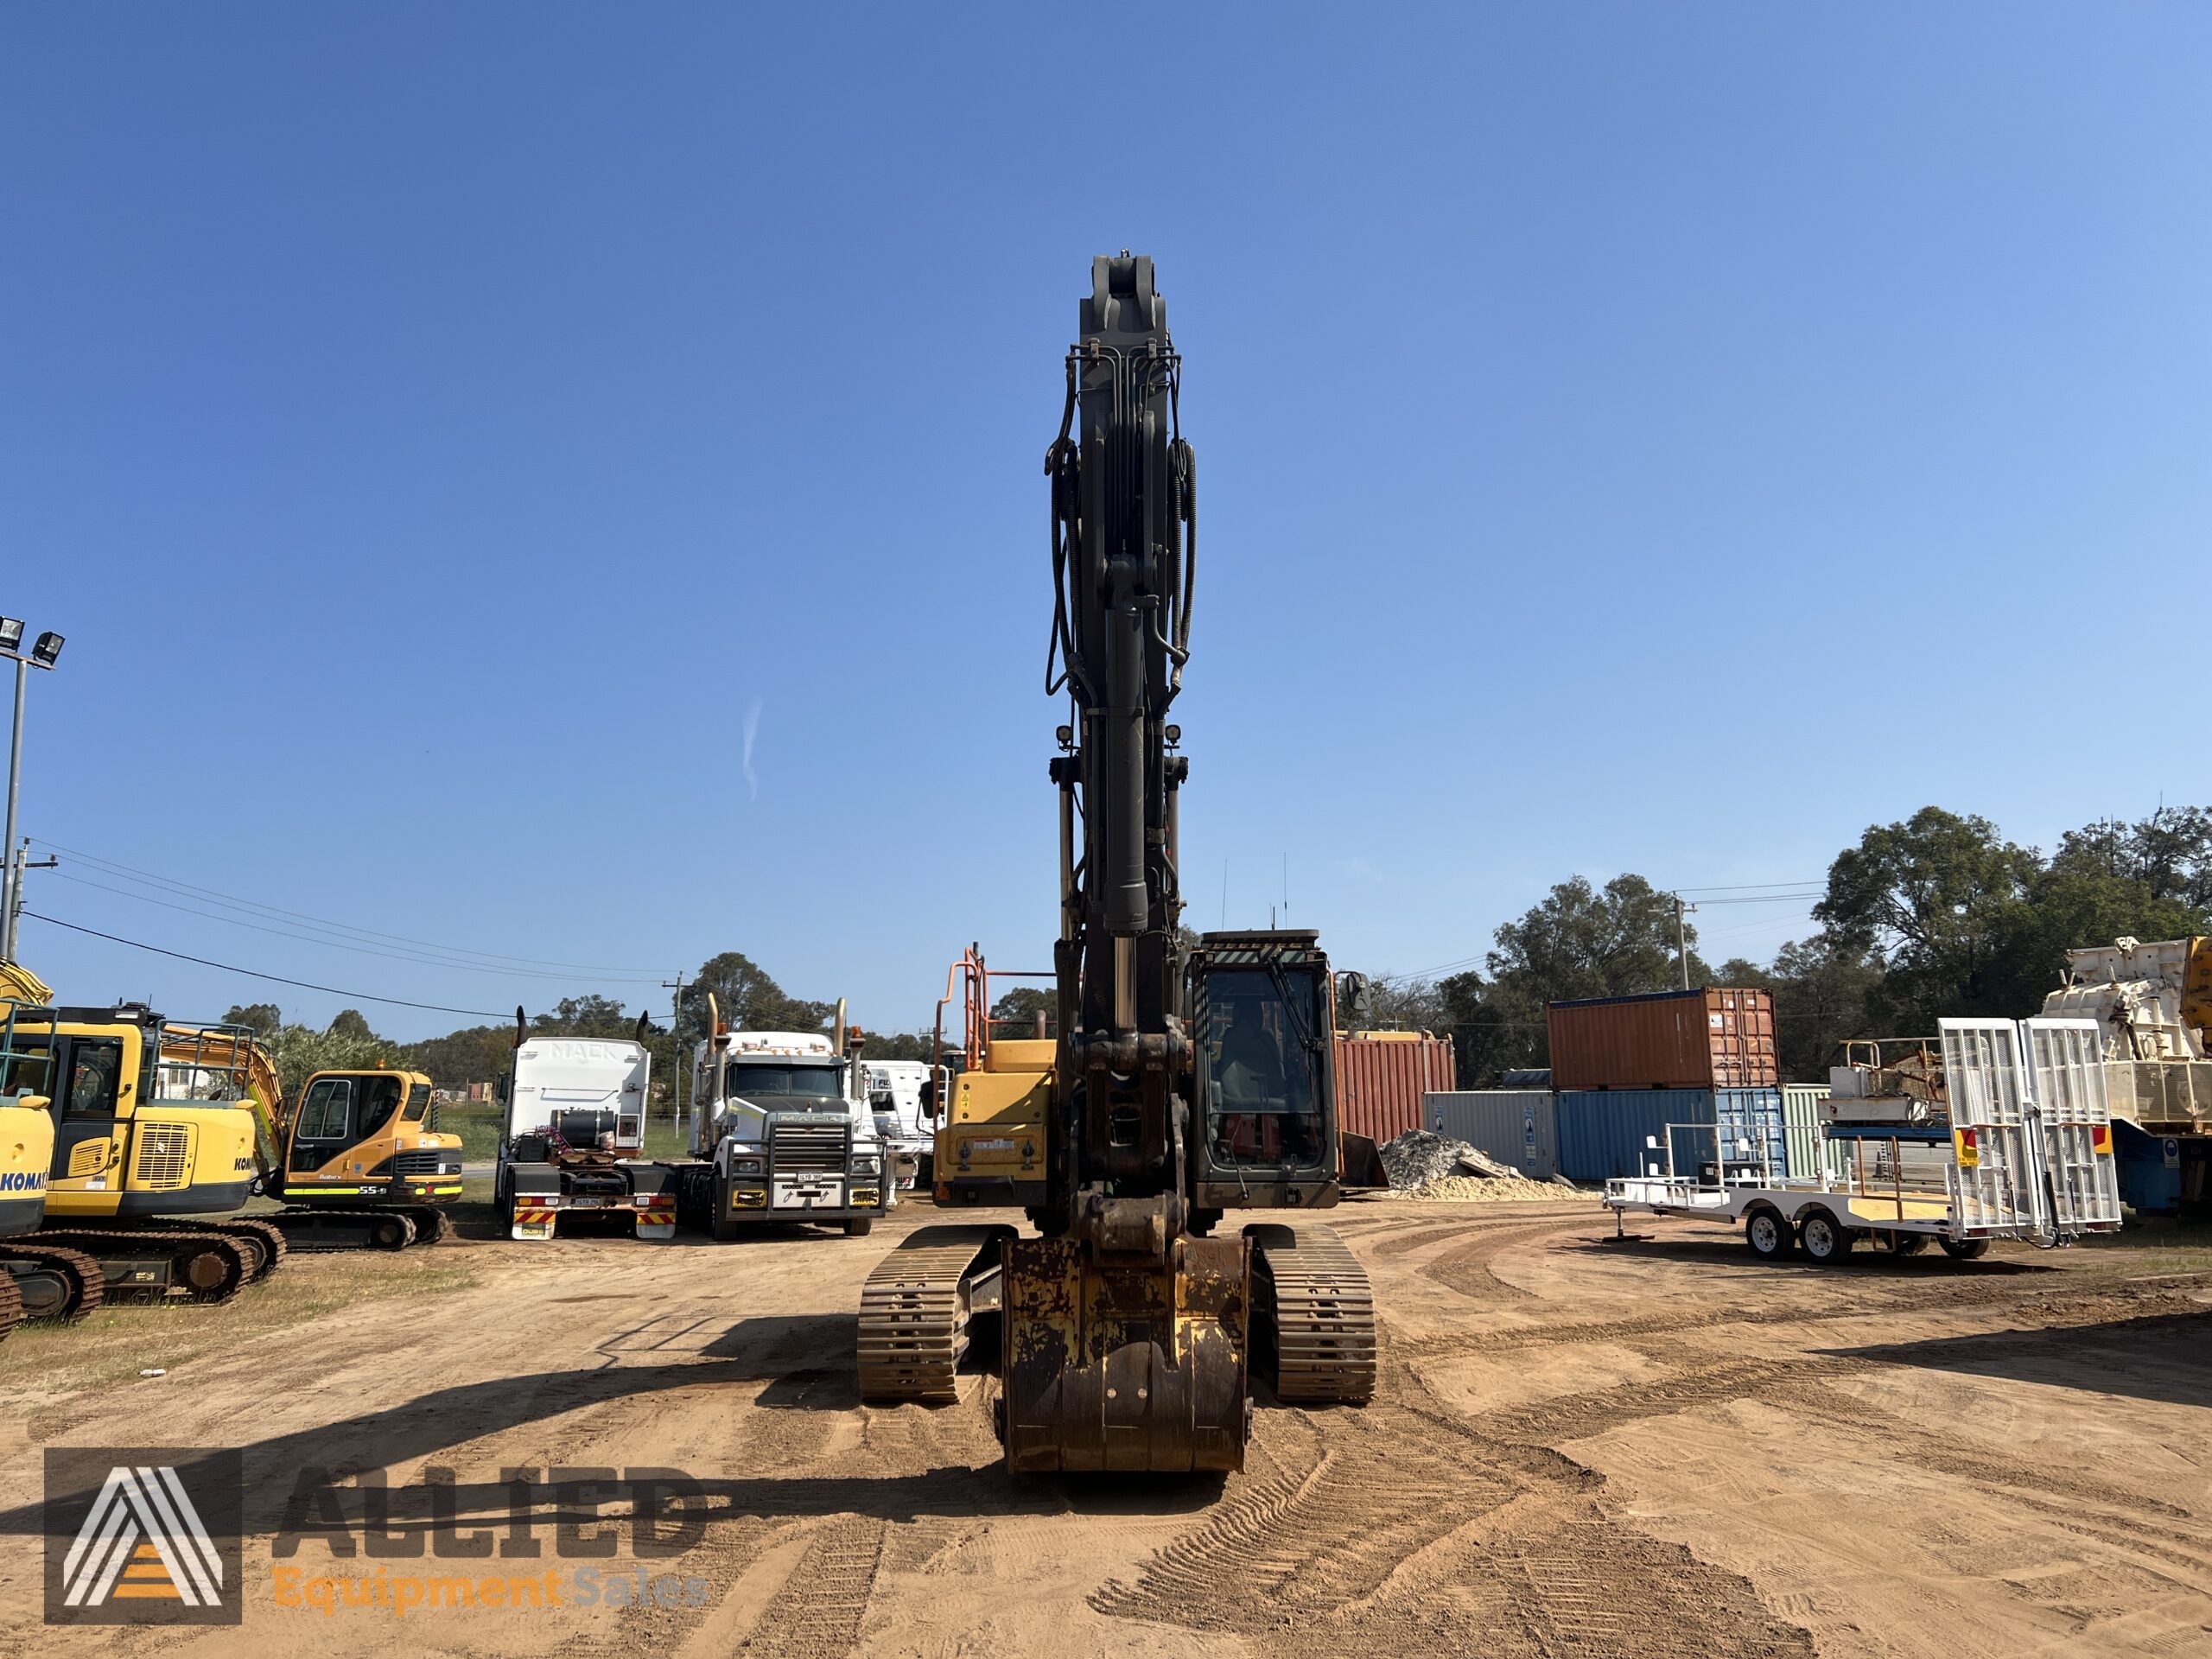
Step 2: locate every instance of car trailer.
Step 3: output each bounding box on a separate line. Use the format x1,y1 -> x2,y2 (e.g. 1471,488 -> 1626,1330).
1604,1017 -> 2124,1263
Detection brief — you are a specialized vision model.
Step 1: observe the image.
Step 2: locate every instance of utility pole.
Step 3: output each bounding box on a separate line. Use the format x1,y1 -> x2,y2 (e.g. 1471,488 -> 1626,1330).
663,974 -> 685,1142
1672,893 -> 1698,990
8,844 -> 56,952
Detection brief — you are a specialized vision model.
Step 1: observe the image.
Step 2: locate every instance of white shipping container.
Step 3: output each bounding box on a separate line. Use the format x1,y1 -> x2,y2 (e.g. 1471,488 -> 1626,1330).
1424,1090 -> 1558,1181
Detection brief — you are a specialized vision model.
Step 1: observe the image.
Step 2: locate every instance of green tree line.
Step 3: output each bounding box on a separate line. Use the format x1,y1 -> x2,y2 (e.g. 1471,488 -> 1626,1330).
1362,804 -> 2210,1087
226,948 -> 941,1101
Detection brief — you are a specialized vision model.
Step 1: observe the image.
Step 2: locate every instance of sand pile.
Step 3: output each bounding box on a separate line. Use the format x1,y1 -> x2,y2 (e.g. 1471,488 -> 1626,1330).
1385,1173 -> 1596,1203
1376,1129 -> 1592,1203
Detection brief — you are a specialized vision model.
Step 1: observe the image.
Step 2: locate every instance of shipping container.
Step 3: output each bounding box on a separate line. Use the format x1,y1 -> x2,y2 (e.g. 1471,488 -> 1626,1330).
1334,1031 -> 1456,1146
1783,1084 -> 1834,1179
1554,1087 -> 1785,1182
1424,1090 -> 1558,1180
1547,988 -> 1779,1091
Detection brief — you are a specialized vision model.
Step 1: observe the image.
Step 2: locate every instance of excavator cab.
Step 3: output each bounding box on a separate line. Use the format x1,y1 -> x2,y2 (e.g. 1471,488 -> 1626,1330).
1187,933 -> 1340,1207
281,1069 -> 462,1228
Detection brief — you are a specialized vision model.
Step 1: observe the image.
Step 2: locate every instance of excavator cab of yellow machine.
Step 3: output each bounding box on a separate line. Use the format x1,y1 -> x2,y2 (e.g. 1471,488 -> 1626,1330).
284,1071 -> 463,1207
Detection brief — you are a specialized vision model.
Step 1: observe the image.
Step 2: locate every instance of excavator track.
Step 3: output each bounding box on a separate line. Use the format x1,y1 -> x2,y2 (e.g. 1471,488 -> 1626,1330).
858,1225 -> 1007,1403
0,1270 -> 21,1343
194,1217 -> 287,1281
267,1207 -> 417,1251
1249,1223 -> 1376,1405
0,1244 -> 106,1321
398,1205 -> 452,1244
27,1229 -> 252,1305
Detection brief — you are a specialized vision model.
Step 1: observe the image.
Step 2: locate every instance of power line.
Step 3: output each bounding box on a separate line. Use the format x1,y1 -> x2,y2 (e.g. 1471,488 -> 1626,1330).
29,836 -> 670,976
46,868 -> 668,985
21,912 -> 514,1020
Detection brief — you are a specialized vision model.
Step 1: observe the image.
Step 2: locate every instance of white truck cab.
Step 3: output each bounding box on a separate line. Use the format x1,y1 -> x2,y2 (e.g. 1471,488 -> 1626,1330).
863,1060 -> 935,1189
688,1029 -> 890,1238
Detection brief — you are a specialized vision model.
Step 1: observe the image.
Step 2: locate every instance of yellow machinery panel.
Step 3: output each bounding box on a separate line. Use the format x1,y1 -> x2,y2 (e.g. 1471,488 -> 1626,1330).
938,1057 -> 1051,1194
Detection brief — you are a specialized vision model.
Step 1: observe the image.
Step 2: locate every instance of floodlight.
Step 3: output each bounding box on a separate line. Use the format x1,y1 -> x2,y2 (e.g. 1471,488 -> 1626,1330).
0,619 -> 20,652
29,632 -> 62,667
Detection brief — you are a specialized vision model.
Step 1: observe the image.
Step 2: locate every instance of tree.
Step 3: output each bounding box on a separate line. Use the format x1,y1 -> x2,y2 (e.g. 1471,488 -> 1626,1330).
532,994 -> 632,1039
223,1003 -> 282,1038
2052,807 -> 2212,911
1487,874 -> 1709,1007
989,986 -> 1054,1039
265,1013 -> 394,1096
1814,807 -> 2041,1030
680,951 -> 831,1046
327,1008 -> 376,1042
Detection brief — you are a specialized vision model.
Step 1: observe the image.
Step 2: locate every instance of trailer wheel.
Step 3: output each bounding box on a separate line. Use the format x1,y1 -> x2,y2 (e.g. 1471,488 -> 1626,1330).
711,1179 -> 740,1243
1890,1232 -> 1929,1256
1940,1237 -> 1990,1261
842,1218 -> 874,1237
1744,1207 -> 1791,1261
1797,1208 -> 1853,1265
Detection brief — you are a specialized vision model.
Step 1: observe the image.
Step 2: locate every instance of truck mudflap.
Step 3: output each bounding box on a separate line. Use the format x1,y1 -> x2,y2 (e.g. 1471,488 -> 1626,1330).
999,1235 -> 1249,1475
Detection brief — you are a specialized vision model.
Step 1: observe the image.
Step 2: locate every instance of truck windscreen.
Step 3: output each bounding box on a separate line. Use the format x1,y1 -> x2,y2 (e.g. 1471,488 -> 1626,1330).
725,1065 -> 846,1106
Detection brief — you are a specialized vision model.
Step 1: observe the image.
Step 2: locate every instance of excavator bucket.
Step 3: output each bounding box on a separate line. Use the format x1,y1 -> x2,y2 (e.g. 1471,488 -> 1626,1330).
1001,1235 -> 1250,1474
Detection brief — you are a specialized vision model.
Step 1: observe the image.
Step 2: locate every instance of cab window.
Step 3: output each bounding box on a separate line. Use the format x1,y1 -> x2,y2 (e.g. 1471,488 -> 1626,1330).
0,1039 -> 53,1102
298,1077 -> 354,1140
402,1082 -> 431,1122
66,1040 -> 124,1121
357,1076 -> 404,1141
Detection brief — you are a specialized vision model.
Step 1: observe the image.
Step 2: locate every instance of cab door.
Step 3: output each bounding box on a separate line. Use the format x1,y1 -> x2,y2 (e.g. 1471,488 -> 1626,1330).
48,1035 -> 127,1193
289,1076 -> 356,1176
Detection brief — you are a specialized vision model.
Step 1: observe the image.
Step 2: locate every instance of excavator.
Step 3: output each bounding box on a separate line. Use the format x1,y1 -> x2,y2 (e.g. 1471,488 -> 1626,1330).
857,255 -> 1376,1472
0,969 -> 107,1330
0,998 -> 281,1305
158,1022 -> 463,1248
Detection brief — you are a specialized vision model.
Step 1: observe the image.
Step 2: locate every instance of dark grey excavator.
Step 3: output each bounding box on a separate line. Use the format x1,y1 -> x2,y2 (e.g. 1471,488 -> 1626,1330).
858,255 -> 1375,1473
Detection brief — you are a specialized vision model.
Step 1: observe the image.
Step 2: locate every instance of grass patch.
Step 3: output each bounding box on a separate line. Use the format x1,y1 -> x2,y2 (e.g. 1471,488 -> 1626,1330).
0,1249 -> 480,1396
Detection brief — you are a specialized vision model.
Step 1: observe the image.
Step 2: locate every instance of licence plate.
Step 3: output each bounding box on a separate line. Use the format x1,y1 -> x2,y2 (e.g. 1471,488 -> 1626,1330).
774,1178 -> 843,1210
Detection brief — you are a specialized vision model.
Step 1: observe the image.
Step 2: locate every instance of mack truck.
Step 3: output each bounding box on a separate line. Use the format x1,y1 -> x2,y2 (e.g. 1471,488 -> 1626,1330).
681,998 -> 890,1240
495,1014 -> 678,1242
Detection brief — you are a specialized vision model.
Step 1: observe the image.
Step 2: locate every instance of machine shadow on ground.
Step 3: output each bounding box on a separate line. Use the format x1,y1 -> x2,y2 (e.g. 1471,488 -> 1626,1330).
1823,1308 -> 2212,1408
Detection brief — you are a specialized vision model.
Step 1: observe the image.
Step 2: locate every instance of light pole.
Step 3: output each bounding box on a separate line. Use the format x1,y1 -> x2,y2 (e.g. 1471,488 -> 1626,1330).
0,619 -> 65,966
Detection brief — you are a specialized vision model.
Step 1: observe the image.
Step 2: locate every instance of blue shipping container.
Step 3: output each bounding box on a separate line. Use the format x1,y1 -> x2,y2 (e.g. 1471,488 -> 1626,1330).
1555,1088 -> 1786,1182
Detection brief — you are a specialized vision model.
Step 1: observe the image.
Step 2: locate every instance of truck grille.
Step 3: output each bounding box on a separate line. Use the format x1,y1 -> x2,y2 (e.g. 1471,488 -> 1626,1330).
133,1126 -> 192,1191
771,1121 -> 849,1173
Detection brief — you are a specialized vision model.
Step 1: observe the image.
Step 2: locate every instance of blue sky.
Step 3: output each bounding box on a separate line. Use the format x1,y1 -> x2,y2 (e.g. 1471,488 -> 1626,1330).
4,4 -> 2206,1039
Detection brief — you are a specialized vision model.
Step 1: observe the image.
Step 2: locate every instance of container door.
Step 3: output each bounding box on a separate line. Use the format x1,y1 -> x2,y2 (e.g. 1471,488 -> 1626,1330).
1939,1020 -> 2046,1235
2020,1017 -> 2123,1231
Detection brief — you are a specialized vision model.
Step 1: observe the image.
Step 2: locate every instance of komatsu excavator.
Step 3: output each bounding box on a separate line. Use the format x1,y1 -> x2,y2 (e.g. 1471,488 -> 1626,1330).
858,255 -> 1376,1472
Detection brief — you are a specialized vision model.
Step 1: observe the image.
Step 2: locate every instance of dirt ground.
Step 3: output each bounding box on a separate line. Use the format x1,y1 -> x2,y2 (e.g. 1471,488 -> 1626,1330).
0,1197 -> 2206,1658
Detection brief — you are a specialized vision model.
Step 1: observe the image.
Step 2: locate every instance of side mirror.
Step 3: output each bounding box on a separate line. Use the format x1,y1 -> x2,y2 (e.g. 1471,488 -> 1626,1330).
496,1072 -> 511,1105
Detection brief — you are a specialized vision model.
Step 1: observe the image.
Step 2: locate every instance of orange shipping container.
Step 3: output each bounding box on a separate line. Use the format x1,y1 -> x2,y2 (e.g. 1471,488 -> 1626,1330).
1547,988 -> 1778,1091
1334,1031 -> 1457,1144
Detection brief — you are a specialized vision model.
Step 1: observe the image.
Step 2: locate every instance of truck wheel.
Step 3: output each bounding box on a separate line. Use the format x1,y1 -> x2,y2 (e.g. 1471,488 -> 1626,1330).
1744,1207 -> 1790,1260
1797,1208 -> 1853,1265
1940,1237 -> 1990,1261
842,1218 -> 874,1237
711,1179 -> 740,1243
917,1154 -> 933,1187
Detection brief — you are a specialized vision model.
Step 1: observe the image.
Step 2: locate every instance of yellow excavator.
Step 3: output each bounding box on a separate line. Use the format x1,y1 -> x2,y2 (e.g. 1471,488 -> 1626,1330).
857,257 -> 1376,1472
3,998 -> 280,1304
159,1021 -> 463,1248
0,970 -> 111,1331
